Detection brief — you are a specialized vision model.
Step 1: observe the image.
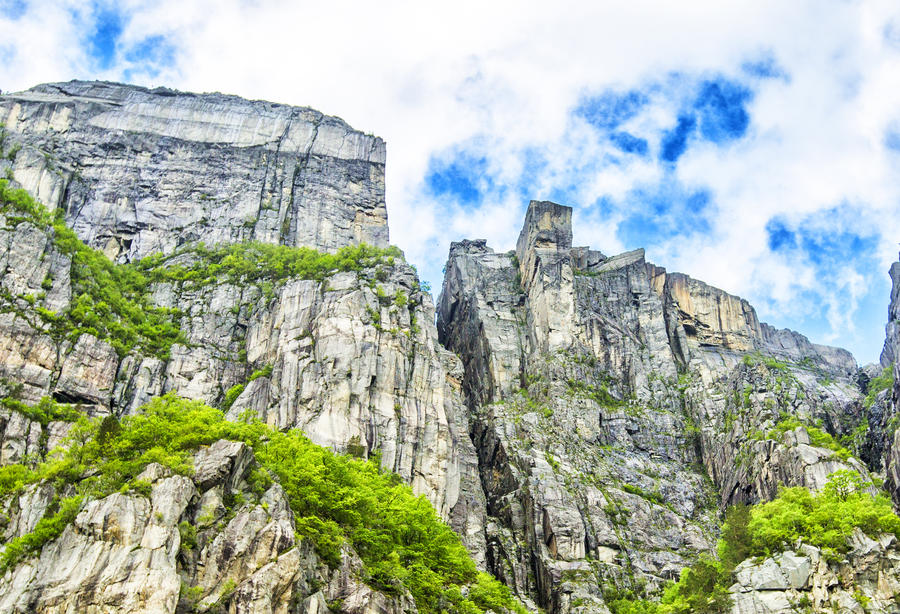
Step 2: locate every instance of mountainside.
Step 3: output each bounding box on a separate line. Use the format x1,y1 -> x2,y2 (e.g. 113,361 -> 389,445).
0,81 -> 898,614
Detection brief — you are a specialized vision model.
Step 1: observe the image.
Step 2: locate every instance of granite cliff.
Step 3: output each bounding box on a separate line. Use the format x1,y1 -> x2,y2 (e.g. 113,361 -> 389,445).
0,81 -> 897,614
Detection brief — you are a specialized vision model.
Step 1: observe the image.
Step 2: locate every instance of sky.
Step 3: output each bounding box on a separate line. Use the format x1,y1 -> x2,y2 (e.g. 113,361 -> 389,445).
2,1 -> 900,364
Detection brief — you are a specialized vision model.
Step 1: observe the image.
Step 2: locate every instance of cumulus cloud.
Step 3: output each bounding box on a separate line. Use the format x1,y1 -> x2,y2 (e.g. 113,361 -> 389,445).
2,0 -> 900,362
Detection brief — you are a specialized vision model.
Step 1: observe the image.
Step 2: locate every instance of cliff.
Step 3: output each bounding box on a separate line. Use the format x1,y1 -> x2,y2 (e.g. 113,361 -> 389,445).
438,200 -> 872,612
0,81 -> 897,614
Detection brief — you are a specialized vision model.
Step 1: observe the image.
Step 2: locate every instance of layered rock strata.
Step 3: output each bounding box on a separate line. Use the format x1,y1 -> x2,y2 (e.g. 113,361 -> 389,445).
0,81 -> 894,614
1,80 -> 388,258
0,81 -> 485,558
438,200 -> 867,611
0,440 -> 417,614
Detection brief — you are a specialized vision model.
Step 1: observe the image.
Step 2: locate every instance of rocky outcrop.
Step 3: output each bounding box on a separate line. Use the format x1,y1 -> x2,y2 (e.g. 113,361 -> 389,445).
645,267 -> 856,379
729,531 -> 900,613
878,256 -> 900,507
880,262 -> 900,370
438,200 -> 866,611
0,441 -> 416,614
0,82 -> 485,560
0,80 -> 388,259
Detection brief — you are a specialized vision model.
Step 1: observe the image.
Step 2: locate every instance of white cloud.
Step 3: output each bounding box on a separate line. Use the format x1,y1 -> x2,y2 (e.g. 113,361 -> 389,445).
2,0 -> 900,361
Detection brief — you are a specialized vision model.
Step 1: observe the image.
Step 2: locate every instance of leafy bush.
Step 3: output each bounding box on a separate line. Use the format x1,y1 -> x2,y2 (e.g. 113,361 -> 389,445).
137,240 -> 403,288
717,504 -> 750,569
1,179 -> 186,359
0,396 -> 81,426
766,413 -> 851,460
0,495 -> 83,572
746,470 -> 900,558
221,384 -> 245,410
741,352 -> 789,371
864,365 -> 894,409
656,555 -> 731,614
0,179 -> 407,361
0,394 -> 523,613
566,377 -> 623,407
248,364 -> 273,381
609,471 -> 900,613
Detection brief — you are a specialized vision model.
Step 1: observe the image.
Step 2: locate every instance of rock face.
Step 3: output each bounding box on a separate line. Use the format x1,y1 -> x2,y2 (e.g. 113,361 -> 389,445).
1,80 -> 388,259
878,257 -> 900,507
438,200 -> 868,611
0,81 -> 485,560
729,531 -> 900,613
0,82 -> 895,614
0,442 -> 416,614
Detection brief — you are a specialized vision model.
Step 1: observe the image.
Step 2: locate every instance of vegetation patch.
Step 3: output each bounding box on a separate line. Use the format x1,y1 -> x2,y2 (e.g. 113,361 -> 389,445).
757,413 -> 852,460
0,394 -> 524,614
137,240 -> 402,290
741,352 -> 790,371
566,378 -> 623,407
864,365 -> 894,409
745,470 -> 900,559
0,396 -> 81,426
607,471 -> 900,613
1,179 -> 186,359
0,179 -> 405,361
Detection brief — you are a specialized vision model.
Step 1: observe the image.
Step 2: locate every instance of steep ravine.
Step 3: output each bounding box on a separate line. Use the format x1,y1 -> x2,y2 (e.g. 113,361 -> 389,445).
0,81 -> 898,614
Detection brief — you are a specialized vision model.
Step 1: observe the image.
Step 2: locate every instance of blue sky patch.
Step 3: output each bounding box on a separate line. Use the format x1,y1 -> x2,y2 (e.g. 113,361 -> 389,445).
515,147 -> 549,200
0,44 -> 13,64
741,55 -> 789,80
609,131 -> 648,156
122,35 -> 177,79
575,89 -> 647,130
425,150 -> 493,205
87,4 -> 125,70
884,20 -> 900,49
885,129 -> 900,152
767,210 -> 877,267
693,78 -> 751,143
615,180 -> 714,246
766,218 -> 796,251
760,209 -> 883,362
797,226 -> 875,269
124,35 -> 175,65
659,113 -> 696,162
0,0 -> 26,19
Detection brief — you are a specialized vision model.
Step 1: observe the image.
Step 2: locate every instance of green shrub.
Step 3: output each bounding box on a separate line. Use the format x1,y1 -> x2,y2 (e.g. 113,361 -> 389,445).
566,378 -> 623,407
0,463 -> 35,498
248,364 -> 273,381
0,179 -> 186,359
610,471 -> 900,613
864,366 -> 894,409
137,240 -> 403,288
0,495 -> 83,572
178,520 -> 197,551
741,352 -> 789,371
221,384 -> 245,410
0,396 -> 81,426
0,178 -> 406,362
393,290 -> 409,308
717,504 -> 750,569
747,470 -> 900,557
0,394 -> 522,614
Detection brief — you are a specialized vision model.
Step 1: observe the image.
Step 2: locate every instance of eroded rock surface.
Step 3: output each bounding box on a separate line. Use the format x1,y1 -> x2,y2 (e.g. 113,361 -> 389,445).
0,444 -> 418,614
1,80 -> 388,258
0,82 -> 485,560
729,531 -> 900,613
438,200 -> 867,612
